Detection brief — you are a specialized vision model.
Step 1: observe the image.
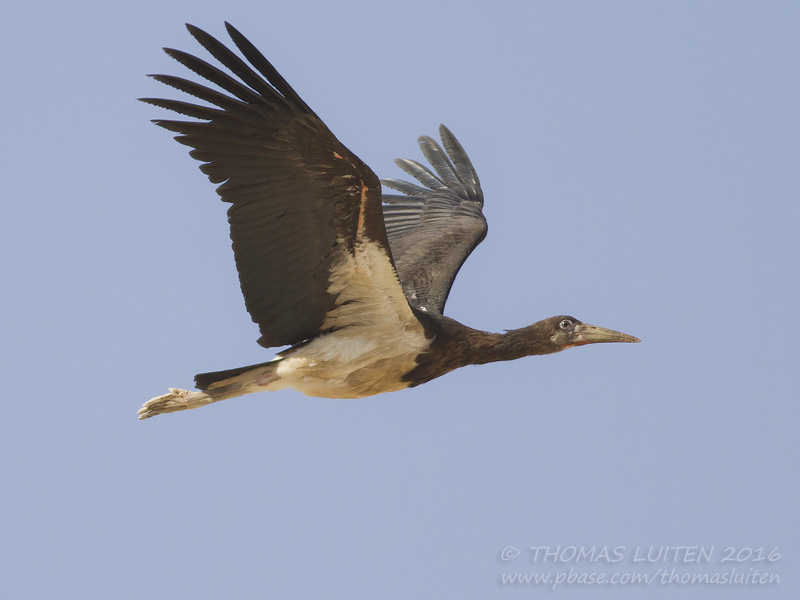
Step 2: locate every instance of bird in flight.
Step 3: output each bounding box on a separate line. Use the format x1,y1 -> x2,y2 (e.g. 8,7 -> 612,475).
138,23 -> 639,419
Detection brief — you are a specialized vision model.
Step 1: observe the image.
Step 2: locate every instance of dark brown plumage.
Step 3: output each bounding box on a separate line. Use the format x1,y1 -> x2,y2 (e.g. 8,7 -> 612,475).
144,24 -> 388,348
382,127 -> 487,314
138,23 -> 638,420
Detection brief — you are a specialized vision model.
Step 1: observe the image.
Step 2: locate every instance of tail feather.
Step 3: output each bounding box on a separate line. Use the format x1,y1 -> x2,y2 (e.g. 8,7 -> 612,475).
194,359 -> 277,390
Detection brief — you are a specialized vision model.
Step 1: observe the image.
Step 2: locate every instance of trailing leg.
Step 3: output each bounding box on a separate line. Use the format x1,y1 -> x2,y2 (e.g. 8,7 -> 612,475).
138,361 -> 279,419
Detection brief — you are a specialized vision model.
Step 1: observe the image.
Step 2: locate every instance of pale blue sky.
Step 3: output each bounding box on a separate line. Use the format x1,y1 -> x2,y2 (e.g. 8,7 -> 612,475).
1,1 -> 797,599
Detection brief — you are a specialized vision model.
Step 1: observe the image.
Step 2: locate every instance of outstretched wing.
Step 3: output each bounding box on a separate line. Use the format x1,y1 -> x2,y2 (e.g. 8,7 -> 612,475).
381,125 -> 487,315
141,23 -> 412,348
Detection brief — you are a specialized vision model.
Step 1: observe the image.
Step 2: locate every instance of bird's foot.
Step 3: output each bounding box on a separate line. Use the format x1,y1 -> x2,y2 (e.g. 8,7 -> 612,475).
138,388 -> 213,420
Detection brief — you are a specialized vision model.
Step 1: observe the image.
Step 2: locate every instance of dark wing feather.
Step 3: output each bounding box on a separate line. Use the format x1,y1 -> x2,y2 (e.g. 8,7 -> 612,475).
381,125 -> 487,314
141,23 -> 394,348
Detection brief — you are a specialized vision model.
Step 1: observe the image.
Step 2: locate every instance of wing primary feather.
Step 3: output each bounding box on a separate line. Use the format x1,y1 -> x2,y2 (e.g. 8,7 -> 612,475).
162,49 -> 267,106
438,125 -> 481,203
145,74 -> 257,114
184,25 -> 286,103
141,97 -> 228,122
381,179 -> 432,197
222,22 -> 317,118
381,126 -> 487,314
145,23 -> 403,348
393,158 -> 447,191
417,135 -> 462,190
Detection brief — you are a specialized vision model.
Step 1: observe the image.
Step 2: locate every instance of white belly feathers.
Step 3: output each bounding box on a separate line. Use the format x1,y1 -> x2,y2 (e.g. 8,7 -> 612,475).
268,240 -> 430,398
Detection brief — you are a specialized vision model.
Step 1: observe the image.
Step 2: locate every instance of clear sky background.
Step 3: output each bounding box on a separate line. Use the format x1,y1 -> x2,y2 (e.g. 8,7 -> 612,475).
1,1 -> 797,599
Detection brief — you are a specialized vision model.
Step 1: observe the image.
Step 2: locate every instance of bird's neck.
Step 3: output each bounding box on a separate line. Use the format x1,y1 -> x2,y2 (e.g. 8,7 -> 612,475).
469,321 -> 557,364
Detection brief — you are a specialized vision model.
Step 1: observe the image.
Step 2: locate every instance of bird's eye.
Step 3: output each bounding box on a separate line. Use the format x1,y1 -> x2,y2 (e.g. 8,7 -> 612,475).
559,319 -> 573,330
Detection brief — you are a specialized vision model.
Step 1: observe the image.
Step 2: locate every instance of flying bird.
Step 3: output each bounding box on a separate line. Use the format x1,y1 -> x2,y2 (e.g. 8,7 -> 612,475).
138,23 -> 639,419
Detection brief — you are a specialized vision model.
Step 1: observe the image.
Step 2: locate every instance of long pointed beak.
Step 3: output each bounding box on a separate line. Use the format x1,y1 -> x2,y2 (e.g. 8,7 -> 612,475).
574,323 -> 641,345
